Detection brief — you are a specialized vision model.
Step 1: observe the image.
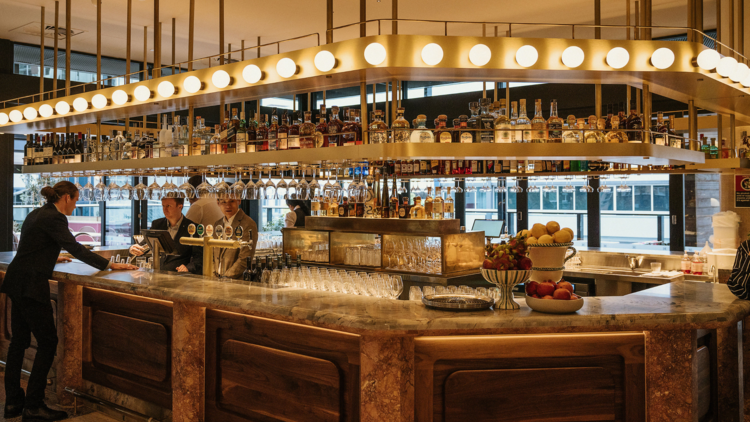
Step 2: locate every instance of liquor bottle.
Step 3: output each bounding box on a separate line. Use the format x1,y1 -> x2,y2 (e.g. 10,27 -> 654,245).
531,99 -> 547,143
257,115 -> 269,151
399,196 -> 411,219
246,113 -> 258,152
410,115 -> 435,143
73,133 -> 83,163
176,116 -> 188,156
410,197 -> 425,219
236,111 -> 247,153
392,107 -> 410,143
328,106 -> 343,147
43,134 -> 53,164
243,257 -> 253,282
562,115 -> 579,143
66,134 -> 75,163
605,116 -> 627,143
352,110 -> 363,145
604,104 -> 613,130
147,134 -> 156,159
389,174 -> 399,219
122,132 -> 132,160
51,134 -> 59,165
311,194 -> 321,216
493,99 -> 512,143
584,116 -> 602,143
227,108 -> 239,154
432,114 -> 449,143
739,131 -> 750,158
509,101 -> 519,142
547,99 -> 563,143
288,112 -> 300,150
190,117 -> 202,156
315,106 -> 328,147
479,98 -> 495,143
516,99 -> 532,143
23,134 -> 32,166
625,102 -> 643,143
369,110 -> 389,144
161,115 -> 173,158
111,131 -> 124,161
444,187 -> 455,219
424,188 -> 434,219
300,111 -> 316,149
433,187 -> 444,219
338,196 -> 348,217
467,101 -> 480,142
380,171 -> 390,218
278,112 -> 289,150
210,125 -> 221,154
342,109 -> 359,146
710,137 -> 719,159
268,110 -> 279,151
321,194 -> 331,217
355,184 -> 366,217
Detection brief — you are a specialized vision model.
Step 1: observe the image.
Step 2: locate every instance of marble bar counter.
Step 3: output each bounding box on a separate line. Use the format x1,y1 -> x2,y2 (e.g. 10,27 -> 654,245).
0,252 -> 749,422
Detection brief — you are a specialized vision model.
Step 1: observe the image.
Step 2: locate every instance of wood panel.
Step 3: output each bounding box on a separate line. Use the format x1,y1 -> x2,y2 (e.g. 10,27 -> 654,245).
696,345 -> 710,420
444,367 -> 617,422
219,340 -> 341,422
91,311 -> 168,382
206,309 -> 361,422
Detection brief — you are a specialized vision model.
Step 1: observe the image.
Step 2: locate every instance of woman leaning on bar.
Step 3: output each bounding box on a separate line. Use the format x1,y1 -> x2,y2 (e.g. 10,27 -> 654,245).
727,239 -> 750,299
0,181 -> 137,422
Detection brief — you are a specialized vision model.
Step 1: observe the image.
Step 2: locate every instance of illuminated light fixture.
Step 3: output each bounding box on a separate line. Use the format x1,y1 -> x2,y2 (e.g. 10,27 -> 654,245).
9,110 -> 22,123
561,46 -> 585,68
364,42 -> 386,65
23,107 -> 37,120
242,65 -> 262,84
469,44 -> 491,66
0,113 -> 7,125
157,81 -> 175,97
92,94 -> 108,109
134,85 -> 152,101
651,47 -> 675,69
421,43 -> 444,66
730,63 -> 749,83
39,104 -> 54,118
276,58 -> 297,78
55,101 -> 70,115
73,97 -> 89,112
314,50 -> 336,72
716,56 -> 738,77
742,73 -> 750,88
212,69 -> 231,87
112,89 -> 129,105
515,45 -> 538,67
606,47 -> 630,69
697,49 -> 721,70
183,76 -> 202,93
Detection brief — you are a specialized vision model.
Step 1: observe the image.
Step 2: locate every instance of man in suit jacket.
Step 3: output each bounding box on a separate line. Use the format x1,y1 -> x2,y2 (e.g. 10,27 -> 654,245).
130,197 -> 203,274
212,198 -> 258,279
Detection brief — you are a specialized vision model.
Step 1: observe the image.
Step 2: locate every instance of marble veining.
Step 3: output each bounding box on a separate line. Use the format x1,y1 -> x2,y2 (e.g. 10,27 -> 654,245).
1,252 -> 749,335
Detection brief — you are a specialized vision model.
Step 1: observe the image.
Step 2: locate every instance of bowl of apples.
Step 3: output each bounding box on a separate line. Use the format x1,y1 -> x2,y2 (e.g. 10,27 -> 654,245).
481,233 -> 533,310
524,279 -> 584,314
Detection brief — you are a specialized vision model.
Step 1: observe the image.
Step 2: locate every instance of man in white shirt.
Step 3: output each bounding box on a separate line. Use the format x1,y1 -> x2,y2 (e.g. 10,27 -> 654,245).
185,175 -> 224,228
212,198 -> 258,279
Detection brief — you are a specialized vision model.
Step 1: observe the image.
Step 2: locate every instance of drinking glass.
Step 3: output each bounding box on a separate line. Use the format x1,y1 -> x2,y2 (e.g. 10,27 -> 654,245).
230,170 -> 246,200
332,167 -> 343,202
308,168 -> 320,199
287,167 -> 299,200
178,167 -> 197,199
244,168 -> 258,200
422,286 -> 435,297
134,175 -> 148,201
196,171 -> 214,199
73,173 -> 84,194
323,166 -> 334,201
651,262 -> 662,274
120,177 -> 134,200
106,178 -> 121,201
276,166 -> 288,200
94,177 -> 107,202
162,172 -> 179,198
81,175 -> 94,202
214,171 -> 231,200
298,166 -> 310,200
263,169 -> 277,200
147,178 -> 163,201
409,286 -> 422,301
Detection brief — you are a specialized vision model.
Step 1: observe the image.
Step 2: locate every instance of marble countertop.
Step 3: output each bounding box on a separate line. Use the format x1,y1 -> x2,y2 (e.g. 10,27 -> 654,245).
1,252 -> 748,336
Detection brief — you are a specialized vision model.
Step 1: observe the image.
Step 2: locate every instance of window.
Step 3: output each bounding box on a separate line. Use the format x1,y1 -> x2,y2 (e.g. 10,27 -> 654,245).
616,188 -> 633,211
634,186 -> 652,211
105,176 -> 133,246
542,189 -> 557,210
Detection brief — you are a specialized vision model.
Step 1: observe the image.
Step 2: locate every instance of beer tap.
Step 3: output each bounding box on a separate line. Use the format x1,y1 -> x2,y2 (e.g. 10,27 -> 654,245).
180,224 -> 253,277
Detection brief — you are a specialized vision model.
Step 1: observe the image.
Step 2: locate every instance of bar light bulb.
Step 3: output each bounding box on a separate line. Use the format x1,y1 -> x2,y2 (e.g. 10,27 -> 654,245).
242,65 -> 262,84
212,70 -> 231,88
112,90 -> 129,105
0,113 -> 7,125
364,43 -> 386,65
92,94 -> 108,109
606,47 -> 629,69
276,59 -> 297,78
650,48 -> 674,69
515,45 -> 538,67
73,98 -> 88,112
469,44 -> 491,66
9,110 -> 22,122
134,86 -> 151,101
717,56 -> 738,77
23,107 -> 37,120
561,46 -> 584,68
183,76 -> 202,93
314,51 -> 336,72
421,43 -> 443,66
730,63 -> 749,83
741,74 -> 750,88
158,81 -> 175,97
697,49 -> 721,70
39,104 -> 54,117
55,101 -> 70,115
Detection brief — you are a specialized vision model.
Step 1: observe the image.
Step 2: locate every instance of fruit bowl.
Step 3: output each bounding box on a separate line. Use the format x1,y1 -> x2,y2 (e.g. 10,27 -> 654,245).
525,295 -> 584,314
480,269 -> 531,310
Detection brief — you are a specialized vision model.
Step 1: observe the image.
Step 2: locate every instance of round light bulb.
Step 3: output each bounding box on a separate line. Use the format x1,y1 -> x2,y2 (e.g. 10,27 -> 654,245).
212,70 -> 231,88
39,104 -> 54,118
515,45 -> 538,67
183,76 -> 202,93
9,110 -> 23,123
730,62 -> 749,82
73,98 -> 88,112
697,49 -> 721,70
421,43 -> 444,66
242,65 -> 262,83
741,73 -> 750,88
55,101 -> 70,115
0,113 -> 7,125
276,58 -> 297,78
717,56 -> 738,77
314,50 -> 336,72
651,47 -> 675,69
561,46 -> 585,68
92,94 -> 108,109
606,47 -> 630,69
364,42 -> 386,65
112,89 -> 129,105
134,86 -> 151,101
23,107 -> 37,120
468,44 -> 491,66
157,81 -> 175,97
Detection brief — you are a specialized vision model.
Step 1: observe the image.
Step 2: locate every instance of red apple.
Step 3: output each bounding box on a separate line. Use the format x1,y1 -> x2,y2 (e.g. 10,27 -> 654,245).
536,281 -> 556,297
557,281 -> 574,293
525,281 -> 539,296
483,259 -> 494,269
572,294 -> 582,300
542,295 -> 554,300
532,294 -> 540,298
553,289 -> 572,300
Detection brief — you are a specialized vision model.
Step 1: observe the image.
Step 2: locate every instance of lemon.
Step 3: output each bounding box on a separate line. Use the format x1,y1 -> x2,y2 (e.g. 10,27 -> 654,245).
538,234 -> 554,244
546,221 -> 560,234
530,223 -> 547,239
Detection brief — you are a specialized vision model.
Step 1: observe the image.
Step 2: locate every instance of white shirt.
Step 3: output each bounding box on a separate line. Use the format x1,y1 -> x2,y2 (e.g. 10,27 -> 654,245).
167,215 -> 183,239
224,211 -> 239,228
284,206 -> 300,228
185,197 -> 224,228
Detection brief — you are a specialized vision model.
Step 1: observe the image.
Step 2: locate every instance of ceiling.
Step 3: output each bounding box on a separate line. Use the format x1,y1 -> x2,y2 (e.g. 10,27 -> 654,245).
0,0 -> 728,71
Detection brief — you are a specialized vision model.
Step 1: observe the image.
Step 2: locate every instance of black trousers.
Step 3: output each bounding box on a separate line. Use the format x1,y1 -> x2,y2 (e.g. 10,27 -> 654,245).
5,296 -> 58,407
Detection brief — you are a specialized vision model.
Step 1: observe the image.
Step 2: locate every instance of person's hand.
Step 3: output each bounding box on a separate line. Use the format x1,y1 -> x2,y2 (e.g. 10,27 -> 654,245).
129,244 -> 146,256
56,256 -> 72,263
110,263 -> 139,271
176,265 -> 189,273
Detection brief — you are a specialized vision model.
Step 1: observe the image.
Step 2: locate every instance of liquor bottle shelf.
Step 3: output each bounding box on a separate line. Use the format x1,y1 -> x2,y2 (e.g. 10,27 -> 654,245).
21,143 -> 706,174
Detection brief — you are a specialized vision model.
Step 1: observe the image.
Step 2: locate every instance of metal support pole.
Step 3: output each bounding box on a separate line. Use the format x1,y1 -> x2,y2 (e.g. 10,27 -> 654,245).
96,0 -> 101,90
644,0 -> 652,40
372,83 -> 377,111
695,0 -> 703,34
53,1 -> 59,98
392,0 -> 398,35
326,0 -> 333,43
729,0 -> 735,55
384,82 -> 389,125
360,0 -> 366,37
40,6 -> 45,96
143,25 -> 147,129
506,83 -> 510,109
171,18 -> 176,123
687,0 -> 694,42
361,82 -> 369,144
716,0 -> 722,54
153,0 -> 159,78
730,114 -> 736,157
188,0 -> 194,71
494,82 -> 498,102
125,0 -> 131,129
219,0 -> 224,65
595,84 -> 602,119
643,83 -> 651,132
595,0 -> 601,39
636,89 -> 641,114
738,0 -> 744,56
641,0 -> 648,40
717,114 -> 723,147
626,0 -> 631,40
635,1 -> 640,40
626,85 -> 631,114
65,0 -> 71,96
688,100 -> 698,142
257,36 -> 261,58
390,79 -> 397,124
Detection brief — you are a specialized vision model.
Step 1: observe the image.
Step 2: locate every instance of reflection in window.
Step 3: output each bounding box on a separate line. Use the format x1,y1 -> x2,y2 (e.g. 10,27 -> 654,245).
105,176 -> 133,246
616,188 -> 633,211
634,186 -> 652,211
542,190 -> 557,210
653,186 -> 669,211
600,191 -> 614,211
528,191 -> 541,210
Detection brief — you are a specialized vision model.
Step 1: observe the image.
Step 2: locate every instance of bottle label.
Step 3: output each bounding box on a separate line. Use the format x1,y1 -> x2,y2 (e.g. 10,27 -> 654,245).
496,123 -> 512,143
439,132 -> 452,143
246,142 -> 256,153
43,147 -> 53,157
338,206 -> 346,217
27,147 -> 35,158
445,202 -> 454,213
399,208 -> 406,218
371,132 -> 387,144
548,123 -> 563,140
311,202 -> 321,211
288,135 -> 300,149
394,130 -> 409,143
460,132 -> 473,143
433,202 -> 444,214
314,131 -> 325,148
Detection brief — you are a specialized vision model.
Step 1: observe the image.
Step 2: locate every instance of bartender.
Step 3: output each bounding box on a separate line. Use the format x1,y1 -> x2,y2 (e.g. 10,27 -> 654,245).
727,239 -> 750,299
185,175 -> 223,227
129,197 -> 203,274
1,182 -> 137,421
212,198 -> 258,279
284,199 -> 310,228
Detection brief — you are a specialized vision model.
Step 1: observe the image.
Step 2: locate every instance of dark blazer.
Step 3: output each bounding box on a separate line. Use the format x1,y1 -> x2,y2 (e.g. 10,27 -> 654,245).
1,203 -> 110,303
136,216 -> 203,274
293,207 -> 307,227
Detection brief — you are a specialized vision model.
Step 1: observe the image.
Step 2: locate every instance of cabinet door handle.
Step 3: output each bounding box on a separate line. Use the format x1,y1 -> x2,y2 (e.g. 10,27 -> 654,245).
671,215 -> 677,225
519,212 -> 523,221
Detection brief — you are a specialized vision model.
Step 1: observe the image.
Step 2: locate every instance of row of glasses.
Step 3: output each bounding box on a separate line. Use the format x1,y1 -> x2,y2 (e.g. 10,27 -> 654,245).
410,285 -> 501,303
252,266 -> 404,299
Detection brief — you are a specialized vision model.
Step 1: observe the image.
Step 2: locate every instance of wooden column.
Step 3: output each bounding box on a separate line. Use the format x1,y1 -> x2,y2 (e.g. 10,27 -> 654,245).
689,100 -> 698,142
154,0 -> 160,78
56,282 -> 84,406
360,0 -> 366,37
143,26 -> 148,129
40,6 -> 45,97
361,82 -> 369,144
716,0 -> 722,55
326,0 -> 333,43
360,336 -> 414,422
594,0 -> 601,40
187,0 -> 194,144
65,0 -> 71,96
392,0 -> 398,35
715,323 -> 743,421
53,1 -> 58,98
645,330 -> 699,421
595,84 -> 602,119
626,0 -> 631,40
172,302 -> 206,422
125,0 -> 131,129
96,0 -> 101,90
219,0 -> 225,123
730,113 -> 736,158
729,0 -> 735,55
644,0 -> 652,40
